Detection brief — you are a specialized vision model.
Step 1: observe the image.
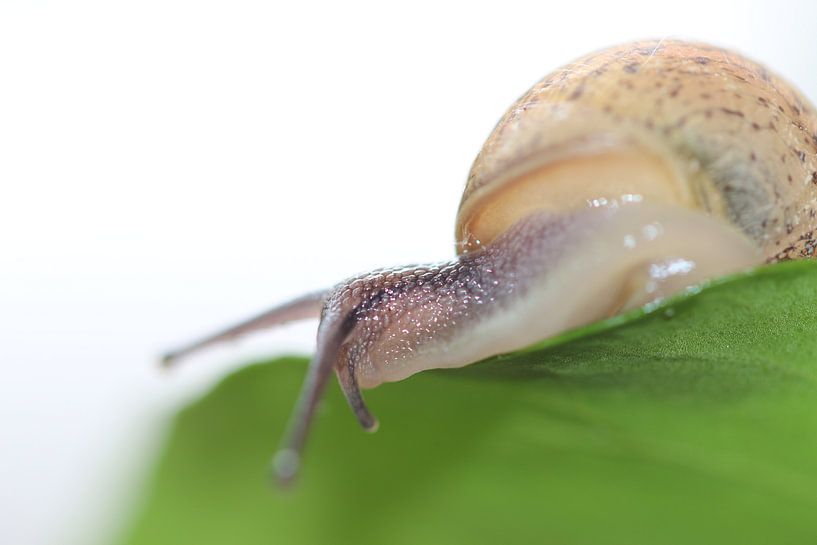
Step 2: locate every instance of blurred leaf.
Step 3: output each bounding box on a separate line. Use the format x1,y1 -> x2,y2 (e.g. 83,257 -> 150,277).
121,261 -> 817,545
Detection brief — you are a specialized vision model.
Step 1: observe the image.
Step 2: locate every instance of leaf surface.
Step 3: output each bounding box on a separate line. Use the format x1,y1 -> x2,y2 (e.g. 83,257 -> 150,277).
121,261 -> 817,545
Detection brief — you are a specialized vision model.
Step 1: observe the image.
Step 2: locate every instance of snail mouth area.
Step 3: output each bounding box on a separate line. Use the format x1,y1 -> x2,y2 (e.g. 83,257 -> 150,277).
456,148 -> 706,254
361,203 -> 762,388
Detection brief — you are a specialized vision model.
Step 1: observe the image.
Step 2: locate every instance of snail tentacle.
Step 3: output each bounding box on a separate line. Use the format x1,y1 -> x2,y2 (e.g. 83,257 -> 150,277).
161,290 -> 326,368
272,304 -> 359,487
335,348 -> 378,432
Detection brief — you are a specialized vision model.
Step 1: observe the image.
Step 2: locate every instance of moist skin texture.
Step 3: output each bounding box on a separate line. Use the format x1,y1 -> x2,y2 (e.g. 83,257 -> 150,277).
327,202 -> 762,389
457,40 -> 817,260
274,201 -> 762,482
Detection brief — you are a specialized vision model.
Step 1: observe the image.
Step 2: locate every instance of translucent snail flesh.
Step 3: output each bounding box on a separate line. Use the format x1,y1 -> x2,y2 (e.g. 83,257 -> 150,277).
163,40 -> 817,484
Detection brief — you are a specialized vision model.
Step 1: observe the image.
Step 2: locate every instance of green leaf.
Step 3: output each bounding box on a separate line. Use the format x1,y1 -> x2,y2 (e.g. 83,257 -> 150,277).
120,260 -> 817,545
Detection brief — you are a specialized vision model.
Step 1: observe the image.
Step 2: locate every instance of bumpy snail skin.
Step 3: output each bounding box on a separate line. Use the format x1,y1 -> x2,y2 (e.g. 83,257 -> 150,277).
164,40 -> 816,484
322,202 -> 761,390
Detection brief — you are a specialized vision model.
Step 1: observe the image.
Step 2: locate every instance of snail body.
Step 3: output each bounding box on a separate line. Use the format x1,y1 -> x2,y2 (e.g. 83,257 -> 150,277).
164,40 -> 817,483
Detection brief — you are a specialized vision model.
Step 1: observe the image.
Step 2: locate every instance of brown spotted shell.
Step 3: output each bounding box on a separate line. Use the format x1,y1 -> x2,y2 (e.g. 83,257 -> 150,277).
455,40 -> 817,261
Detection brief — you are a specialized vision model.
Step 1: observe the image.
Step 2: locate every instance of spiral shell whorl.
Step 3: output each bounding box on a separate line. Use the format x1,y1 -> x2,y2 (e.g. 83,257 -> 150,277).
457,40 -> 817,261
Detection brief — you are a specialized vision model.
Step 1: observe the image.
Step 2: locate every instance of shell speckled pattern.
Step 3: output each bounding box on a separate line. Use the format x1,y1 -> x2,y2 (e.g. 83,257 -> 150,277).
457,40 -> 817,260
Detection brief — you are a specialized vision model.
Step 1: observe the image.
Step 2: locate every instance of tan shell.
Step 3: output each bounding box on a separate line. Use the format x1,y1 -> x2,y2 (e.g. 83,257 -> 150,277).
456,40 -> 817,261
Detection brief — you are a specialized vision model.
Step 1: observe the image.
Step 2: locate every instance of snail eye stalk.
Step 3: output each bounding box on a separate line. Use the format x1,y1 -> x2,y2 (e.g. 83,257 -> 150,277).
161,291 -> 325,368
272,314 -> 378,487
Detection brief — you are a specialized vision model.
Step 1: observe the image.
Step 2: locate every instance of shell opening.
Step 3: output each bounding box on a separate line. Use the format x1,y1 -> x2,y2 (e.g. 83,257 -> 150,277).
456,146 -> 718,254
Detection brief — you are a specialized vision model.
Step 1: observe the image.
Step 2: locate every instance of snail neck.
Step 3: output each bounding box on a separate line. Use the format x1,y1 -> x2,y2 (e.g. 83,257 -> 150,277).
456,147 -> 724,254
346,202 -> 762,388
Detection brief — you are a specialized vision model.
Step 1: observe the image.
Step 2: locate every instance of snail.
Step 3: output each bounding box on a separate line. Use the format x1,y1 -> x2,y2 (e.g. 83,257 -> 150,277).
163,39 -> 817,484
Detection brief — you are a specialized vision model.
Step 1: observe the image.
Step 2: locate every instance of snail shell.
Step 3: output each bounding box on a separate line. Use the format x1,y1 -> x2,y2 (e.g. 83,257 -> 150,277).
163,40 -> 817,484
458,40 -> 817,260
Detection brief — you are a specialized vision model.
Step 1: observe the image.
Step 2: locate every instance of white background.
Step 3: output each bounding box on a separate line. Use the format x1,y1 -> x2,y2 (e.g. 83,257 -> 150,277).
1,1 -> 816,544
